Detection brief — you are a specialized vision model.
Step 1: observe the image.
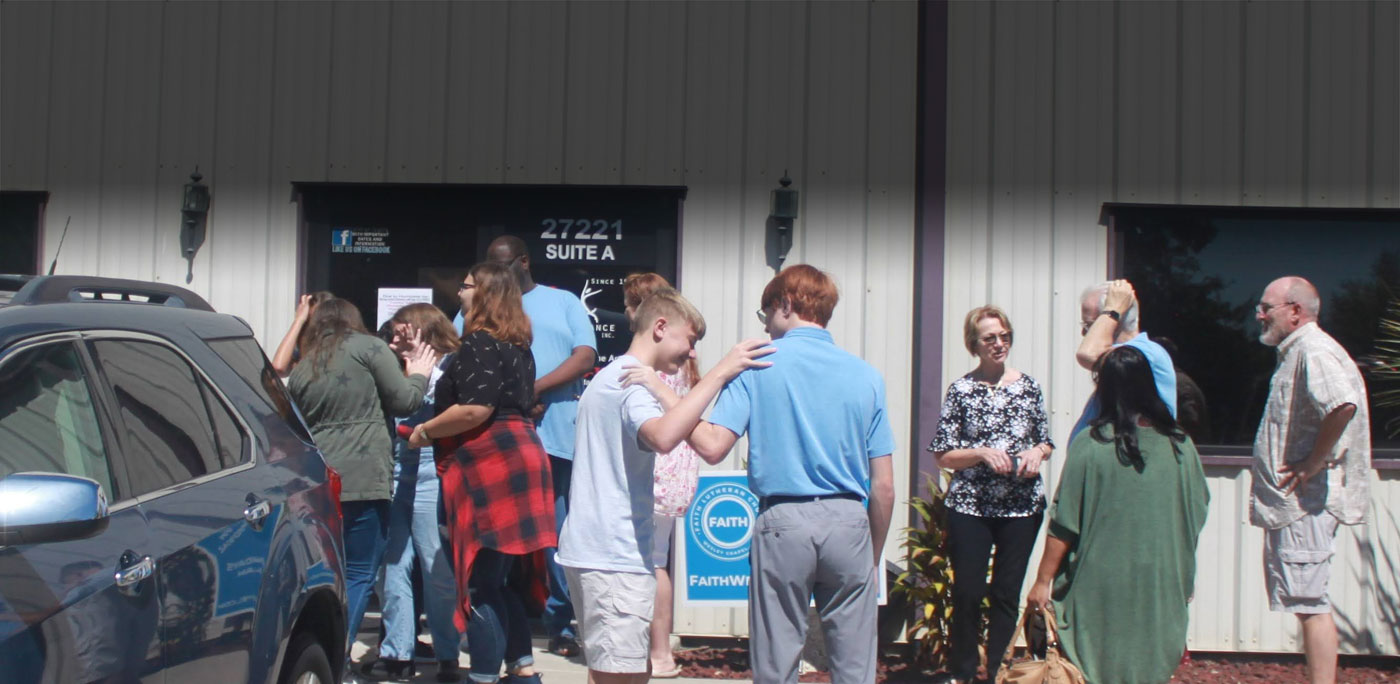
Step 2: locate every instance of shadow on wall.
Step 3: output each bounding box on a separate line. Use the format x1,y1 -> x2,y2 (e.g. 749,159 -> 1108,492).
1336,476 -> 1400,654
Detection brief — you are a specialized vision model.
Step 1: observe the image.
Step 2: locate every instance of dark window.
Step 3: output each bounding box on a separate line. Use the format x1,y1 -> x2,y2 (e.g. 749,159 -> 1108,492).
1109,205 -> 1400,454
89,339 -> 248,496
207,337 -> 313,443
0,191 -> 46,275
0,341 -> 116,498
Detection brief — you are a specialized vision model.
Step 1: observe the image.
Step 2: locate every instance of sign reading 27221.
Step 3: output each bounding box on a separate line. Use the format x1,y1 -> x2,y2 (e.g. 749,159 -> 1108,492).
538,218 -> 623,261
679,472 -> 759,606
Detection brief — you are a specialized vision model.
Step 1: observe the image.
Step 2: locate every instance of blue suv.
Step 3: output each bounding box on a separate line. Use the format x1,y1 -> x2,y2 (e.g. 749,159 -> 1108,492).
0,276 -> 347,684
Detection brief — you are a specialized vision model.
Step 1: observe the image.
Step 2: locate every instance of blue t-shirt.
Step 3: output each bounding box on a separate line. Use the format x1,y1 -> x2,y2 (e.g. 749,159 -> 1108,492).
455,285 -> 596,458
708,327 -> 895,499
1070,332 -> 1178,438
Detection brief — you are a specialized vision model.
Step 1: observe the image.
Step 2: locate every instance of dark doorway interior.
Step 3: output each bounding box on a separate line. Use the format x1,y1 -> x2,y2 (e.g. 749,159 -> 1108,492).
295,184 -> 684,365
0,191 -> 48,275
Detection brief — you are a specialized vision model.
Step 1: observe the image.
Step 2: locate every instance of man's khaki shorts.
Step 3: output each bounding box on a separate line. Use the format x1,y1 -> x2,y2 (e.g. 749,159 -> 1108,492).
1264,511 -> 1340,614
565,566 -> 656,673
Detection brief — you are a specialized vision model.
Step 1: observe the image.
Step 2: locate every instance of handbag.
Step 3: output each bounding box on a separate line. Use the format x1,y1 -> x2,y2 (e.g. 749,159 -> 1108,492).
994,606 -> 1086,684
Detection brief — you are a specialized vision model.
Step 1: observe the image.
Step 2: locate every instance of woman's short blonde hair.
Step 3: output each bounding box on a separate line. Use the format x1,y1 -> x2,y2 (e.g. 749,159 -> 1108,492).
962,305 -> 1014,355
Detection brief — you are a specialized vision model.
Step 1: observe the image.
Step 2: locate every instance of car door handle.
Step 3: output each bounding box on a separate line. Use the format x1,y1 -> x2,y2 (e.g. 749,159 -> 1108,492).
244,498 -> 271,525
115,554 -> 155,587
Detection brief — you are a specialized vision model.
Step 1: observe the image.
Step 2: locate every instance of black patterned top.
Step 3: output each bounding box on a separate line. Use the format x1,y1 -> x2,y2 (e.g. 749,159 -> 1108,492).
435,330 -> 536,416
929,373 -> 1053,517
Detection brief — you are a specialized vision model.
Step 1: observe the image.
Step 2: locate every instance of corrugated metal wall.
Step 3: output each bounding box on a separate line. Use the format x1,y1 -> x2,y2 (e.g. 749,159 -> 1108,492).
943,0 -> 1399,654
0,0 -> 917,638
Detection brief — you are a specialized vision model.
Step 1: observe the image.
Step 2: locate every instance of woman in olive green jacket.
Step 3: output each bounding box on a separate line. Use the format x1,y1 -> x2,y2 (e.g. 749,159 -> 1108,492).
287,297 -> 437,653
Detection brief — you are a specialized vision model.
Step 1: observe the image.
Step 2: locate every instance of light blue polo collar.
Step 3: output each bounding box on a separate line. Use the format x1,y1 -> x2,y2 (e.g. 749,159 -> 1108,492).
779,326 -> 833,343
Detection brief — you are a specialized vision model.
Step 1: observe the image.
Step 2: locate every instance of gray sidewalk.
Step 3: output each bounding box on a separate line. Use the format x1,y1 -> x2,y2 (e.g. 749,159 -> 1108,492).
349,616 -> 739,684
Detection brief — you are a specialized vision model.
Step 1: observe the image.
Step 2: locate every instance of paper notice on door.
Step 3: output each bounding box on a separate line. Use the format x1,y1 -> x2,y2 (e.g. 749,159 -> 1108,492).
376,288 -> 434,330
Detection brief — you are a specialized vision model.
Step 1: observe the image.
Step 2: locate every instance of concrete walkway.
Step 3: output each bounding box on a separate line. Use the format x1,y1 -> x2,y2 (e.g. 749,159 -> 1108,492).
348,616 -> 737,684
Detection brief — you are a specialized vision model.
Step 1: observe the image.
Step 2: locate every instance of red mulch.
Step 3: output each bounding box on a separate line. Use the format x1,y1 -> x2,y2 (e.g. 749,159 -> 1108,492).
672,640 -> 1399,683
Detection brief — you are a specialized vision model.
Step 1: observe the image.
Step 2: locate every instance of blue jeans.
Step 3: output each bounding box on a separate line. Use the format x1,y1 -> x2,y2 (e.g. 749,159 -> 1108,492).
543,455 -> 575,640
381,448 -> 460,661
468,549 -> 534,684
343,499 -> 390,650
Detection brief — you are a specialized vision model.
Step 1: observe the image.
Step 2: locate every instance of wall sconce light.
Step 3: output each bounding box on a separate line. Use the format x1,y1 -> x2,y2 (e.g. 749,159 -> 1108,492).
770,172 -> 799,264
180,167 -> 210,283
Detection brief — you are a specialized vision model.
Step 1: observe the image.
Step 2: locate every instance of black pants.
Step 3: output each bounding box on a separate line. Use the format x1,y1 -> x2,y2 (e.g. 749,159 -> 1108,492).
946,509 -> 1043,681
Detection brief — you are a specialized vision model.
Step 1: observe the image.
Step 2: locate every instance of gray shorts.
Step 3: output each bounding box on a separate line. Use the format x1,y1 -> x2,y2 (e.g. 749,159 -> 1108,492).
564,567 -> 656,673
1264,511 -> 1340,614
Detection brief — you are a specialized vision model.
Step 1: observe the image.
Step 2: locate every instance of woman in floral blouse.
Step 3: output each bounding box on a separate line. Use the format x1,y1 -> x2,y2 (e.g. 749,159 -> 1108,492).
929,306 -> 1054,684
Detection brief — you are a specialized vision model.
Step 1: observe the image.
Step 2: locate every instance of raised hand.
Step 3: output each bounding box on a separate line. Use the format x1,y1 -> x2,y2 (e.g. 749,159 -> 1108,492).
713,339 -> 776,381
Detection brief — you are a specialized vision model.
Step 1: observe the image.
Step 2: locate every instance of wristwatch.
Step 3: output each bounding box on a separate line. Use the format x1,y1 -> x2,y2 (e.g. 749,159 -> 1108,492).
1101,310 -> 1121,322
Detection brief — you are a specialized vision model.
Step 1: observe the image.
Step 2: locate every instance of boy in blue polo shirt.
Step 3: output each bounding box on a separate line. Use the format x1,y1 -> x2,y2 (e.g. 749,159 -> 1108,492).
682,264 -> 896,684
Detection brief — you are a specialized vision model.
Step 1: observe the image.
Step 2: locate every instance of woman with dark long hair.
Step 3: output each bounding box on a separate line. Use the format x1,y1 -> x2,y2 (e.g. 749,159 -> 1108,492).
271,290 -> 334,377
285,297 -> 438,657
407,262 -> 556,684
1027,345 -> 1210,684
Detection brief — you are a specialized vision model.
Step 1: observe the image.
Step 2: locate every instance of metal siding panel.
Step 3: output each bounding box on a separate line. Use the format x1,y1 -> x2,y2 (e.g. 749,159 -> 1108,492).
326,0 -> 391,182
622,0 -> 687,185
208,1 -> 275,328
1306,0 -> 1370,207
386,1 -> 450,184
1373,0 -> 1400,208
504,0 -> 567,184
0,0 -> 53,189
988,1 -> 1054,386
43,0 -> 109,278
267,0 -> 335,345
563,1 -> 626,185
153,1 -> 221,291
1047,0 -> 1113,451
942,0 -> 993,392
444,0 -> 509,183
98,2 -> 163,283
1242,0 -> 1306,205
674,0 -> 748,638
865,0 -> 918,548
1180,0 -> 1244,206
801,0 -> 868,355
1116,0 -> 1178,204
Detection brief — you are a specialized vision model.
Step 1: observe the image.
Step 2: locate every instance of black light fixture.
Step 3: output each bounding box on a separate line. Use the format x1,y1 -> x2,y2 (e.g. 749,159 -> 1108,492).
770,171 -> 799,264
180,167 -> 210,283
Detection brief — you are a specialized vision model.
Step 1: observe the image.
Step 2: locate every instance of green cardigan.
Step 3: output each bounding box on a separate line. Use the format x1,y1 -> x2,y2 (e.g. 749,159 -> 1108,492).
287,333 -> 428,502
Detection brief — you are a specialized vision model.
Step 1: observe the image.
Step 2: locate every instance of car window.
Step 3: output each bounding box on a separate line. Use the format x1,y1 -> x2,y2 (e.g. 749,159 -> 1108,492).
207,337 -> 314,443
0,341 -> 116,499
89,339 -> 247,497
200,380 -> 248,469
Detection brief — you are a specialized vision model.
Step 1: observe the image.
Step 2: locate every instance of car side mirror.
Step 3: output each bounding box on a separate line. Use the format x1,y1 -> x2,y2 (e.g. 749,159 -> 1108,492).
0,473 -> 110,546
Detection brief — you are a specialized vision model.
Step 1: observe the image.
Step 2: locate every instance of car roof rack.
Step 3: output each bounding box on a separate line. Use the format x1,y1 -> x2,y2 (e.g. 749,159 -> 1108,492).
8,275 -> 215,312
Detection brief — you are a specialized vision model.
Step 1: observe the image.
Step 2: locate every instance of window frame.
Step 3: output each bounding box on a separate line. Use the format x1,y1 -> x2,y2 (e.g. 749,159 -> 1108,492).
1102,202 -> 1400,470
0,332 -> 132,506
80,330 -> 258,502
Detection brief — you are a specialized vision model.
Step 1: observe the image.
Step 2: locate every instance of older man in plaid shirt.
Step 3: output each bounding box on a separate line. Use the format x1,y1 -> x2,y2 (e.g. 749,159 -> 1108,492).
1251,276 -> 1371,684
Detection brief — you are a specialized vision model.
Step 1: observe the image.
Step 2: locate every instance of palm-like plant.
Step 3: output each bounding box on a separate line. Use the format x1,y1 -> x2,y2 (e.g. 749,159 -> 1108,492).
894,472 -> 956,668
1371,298 -> 1400,438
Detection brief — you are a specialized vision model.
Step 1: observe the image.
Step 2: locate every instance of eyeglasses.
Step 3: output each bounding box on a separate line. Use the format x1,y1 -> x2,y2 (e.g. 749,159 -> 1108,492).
755,308 -> 769,326
979,332 -> 1013,346
1256,300 -> 1297,315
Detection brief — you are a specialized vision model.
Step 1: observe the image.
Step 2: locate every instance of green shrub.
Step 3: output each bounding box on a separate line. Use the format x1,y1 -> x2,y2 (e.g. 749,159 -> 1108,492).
893,472 -> 956,668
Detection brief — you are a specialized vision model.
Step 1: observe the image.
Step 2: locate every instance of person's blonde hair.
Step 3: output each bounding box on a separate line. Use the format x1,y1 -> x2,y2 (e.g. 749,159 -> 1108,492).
634,287 -> 707,342
962,305 -> 1014,355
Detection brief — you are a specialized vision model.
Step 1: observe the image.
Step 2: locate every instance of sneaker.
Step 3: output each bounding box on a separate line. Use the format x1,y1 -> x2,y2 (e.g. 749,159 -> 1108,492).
359,658 -> 416,682
436,659 -> 461,683
546,634 -> 580,658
